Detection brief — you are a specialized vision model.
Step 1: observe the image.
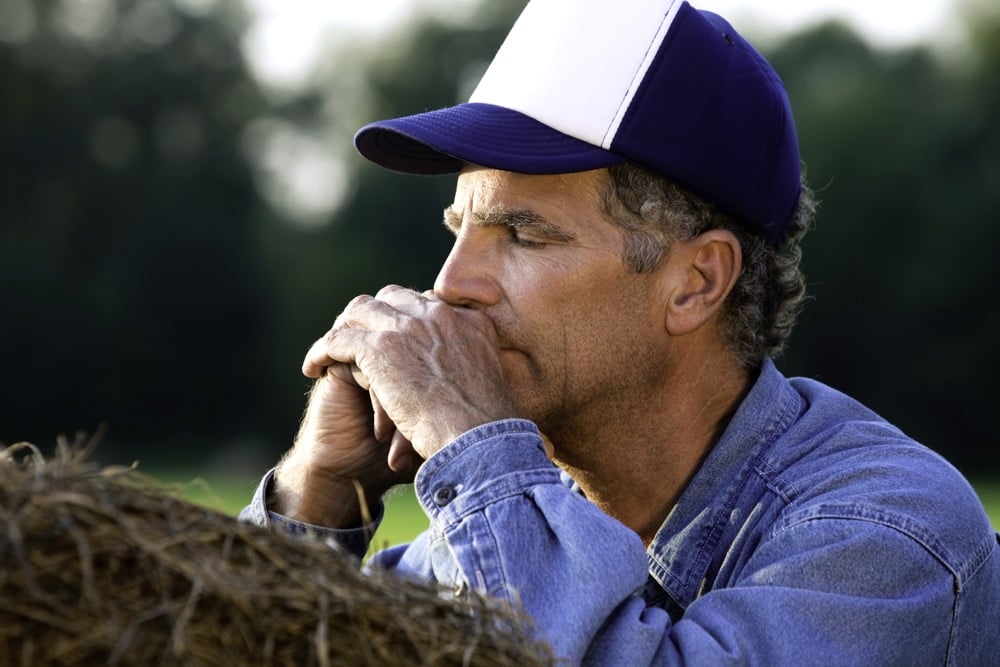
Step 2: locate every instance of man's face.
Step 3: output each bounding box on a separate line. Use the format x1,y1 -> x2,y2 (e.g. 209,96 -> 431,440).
434,166 -> 671,438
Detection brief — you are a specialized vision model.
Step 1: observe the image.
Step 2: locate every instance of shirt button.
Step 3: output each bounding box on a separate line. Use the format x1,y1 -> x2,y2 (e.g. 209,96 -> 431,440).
432,485 -> 456,506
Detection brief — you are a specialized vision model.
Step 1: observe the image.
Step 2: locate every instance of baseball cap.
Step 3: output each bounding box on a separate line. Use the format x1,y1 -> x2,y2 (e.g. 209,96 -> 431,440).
354,0 -> 802,245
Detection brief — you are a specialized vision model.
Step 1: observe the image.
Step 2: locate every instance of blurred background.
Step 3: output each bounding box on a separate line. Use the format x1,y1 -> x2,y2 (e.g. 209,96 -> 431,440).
2,0 -> 998,492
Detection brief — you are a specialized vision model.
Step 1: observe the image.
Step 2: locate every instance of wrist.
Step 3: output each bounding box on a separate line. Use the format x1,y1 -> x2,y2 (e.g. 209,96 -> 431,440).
271,456 -> 387,529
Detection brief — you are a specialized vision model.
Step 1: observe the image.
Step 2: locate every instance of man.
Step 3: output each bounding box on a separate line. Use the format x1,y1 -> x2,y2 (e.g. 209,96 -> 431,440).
241,0 -> 1000,663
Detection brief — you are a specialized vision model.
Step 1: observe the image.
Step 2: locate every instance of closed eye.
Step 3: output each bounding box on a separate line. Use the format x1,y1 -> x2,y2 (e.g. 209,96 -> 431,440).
508,227 -> 548,248
442,206 -> 575,248
481,209 -> 574,243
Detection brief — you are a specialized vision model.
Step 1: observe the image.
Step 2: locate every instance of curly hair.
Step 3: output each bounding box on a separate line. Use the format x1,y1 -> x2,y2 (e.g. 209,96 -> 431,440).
600,163 -> 817,369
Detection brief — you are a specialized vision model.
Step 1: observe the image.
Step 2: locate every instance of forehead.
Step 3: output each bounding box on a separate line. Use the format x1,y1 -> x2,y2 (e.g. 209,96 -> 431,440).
452,166 -> 608,220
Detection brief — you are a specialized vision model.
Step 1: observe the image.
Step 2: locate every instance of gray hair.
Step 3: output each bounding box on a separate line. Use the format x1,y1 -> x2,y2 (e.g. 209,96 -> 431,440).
600,163 -> 816,368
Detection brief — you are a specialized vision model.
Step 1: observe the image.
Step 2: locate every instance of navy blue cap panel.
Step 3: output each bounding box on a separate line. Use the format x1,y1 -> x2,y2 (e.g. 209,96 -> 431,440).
610,5 -> 801,243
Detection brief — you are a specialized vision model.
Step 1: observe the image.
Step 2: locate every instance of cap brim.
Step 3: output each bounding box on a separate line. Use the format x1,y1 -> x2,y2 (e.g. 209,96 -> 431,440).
353,102 -> 623,176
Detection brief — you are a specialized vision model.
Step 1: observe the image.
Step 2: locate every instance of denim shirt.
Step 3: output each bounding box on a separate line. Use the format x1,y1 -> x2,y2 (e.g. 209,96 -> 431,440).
241,359 -> 1000,665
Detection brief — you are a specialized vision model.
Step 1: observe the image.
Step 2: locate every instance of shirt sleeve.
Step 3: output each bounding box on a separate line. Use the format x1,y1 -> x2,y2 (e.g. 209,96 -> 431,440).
237,467 -> 383,560
367,419 -> 966,666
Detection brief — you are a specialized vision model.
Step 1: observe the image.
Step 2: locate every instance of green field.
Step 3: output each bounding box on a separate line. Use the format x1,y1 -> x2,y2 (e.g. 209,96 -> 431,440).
158,472 -> 1000,552
150,471 -> 429,552
972,479 -> 1000,530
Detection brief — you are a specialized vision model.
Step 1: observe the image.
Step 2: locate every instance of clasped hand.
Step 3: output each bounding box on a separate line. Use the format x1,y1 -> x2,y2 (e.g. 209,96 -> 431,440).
299,285 -> 514,484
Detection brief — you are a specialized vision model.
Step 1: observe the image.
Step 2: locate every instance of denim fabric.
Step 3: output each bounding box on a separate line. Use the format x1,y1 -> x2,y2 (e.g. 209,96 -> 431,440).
240,469 -> 381,559
242,359 -> 1000,665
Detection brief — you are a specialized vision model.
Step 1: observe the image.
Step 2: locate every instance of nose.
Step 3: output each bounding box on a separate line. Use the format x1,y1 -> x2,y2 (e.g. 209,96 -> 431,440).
433,233 -> 501,307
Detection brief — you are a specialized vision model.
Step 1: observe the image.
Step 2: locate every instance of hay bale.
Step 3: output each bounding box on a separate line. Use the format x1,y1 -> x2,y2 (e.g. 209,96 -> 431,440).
0,439 -> 553,666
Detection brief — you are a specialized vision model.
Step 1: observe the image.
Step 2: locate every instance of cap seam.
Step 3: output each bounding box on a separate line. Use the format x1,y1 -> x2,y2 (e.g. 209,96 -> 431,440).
601,0 -> 683,148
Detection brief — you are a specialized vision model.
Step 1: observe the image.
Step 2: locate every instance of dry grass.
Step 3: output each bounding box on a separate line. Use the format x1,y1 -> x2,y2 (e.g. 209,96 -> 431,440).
0,436 -> 552,666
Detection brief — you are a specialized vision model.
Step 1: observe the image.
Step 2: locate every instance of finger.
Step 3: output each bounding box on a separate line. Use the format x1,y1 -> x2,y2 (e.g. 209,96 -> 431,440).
302,301 -> 414,380
380,289 -> 452,323
371,390 -> 394,444
387,430 -> 416,473
325,361 -> 356,385
302,327 -> 369,378
375,284 -> 424,306
302,295 -> 378,378
303,331 -> 340,378
331,294 -> 373,329
377,285 -> 460,323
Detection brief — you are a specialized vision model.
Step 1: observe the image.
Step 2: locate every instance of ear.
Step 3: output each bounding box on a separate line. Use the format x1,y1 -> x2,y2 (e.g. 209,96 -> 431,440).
663,229 -> 742,336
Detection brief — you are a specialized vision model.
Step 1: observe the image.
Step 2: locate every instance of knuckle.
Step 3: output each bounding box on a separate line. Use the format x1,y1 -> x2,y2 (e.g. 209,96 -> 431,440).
370,330 -> 400,351
345,294 -> 374,312
375,284 -> 403,300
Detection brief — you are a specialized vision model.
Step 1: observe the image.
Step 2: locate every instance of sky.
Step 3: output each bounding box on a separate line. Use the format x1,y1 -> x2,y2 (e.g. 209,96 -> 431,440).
242,0 -> 961,90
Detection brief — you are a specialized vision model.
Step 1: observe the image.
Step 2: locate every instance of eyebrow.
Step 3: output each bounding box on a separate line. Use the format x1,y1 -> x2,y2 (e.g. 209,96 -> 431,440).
442,206 -> 577,243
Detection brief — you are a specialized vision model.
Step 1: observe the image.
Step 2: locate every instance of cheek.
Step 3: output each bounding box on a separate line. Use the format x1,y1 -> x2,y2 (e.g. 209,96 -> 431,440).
491,257 -> 574,331
498,253 -> 655,356
568,277 -> 662,363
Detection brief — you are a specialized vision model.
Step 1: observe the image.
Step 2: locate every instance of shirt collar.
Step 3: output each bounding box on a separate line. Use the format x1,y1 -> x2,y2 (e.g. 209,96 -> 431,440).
645,358 -> 803,609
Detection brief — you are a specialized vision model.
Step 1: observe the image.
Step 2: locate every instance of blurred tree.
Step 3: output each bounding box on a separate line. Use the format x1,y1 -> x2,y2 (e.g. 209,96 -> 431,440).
769,8 -> 1000,471
0,0 -> 274,464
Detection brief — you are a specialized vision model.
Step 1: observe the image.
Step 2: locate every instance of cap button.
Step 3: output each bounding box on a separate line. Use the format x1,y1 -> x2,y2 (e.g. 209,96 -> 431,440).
432,485 -> 456,507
